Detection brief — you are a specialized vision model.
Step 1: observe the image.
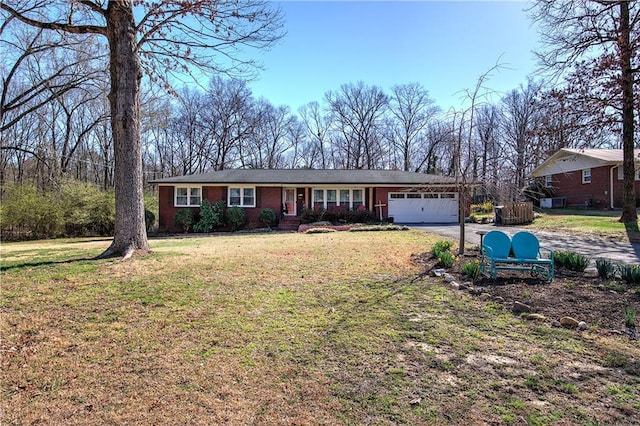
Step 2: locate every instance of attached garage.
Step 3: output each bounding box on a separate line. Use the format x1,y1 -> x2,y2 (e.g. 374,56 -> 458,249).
388,192 -> 458,223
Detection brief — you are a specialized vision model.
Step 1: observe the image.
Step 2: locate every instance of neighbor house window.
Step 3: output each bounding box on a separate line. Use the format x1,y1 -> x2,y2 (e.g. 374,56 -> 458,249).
582,169 -> 591,184
312,188 -> 364,209
616,167 -> 640,180
544,175 -> 553,187
228,186 -> 255,207
175,186 -> 201,207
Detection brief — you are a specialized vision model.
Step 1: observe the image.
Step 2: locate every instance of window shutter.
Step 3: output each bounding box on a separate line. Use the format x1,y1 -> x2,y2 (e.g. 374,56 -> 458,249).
256,187 -> 261,208
202,186 -> 208,200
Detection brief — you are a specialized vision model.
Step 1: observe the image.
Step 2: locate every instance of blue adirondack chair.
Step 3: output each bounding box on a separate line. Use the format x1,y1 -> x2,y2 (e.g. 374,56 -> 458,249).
511,231 -> 554,281
479,230 -> 512,279
480,230 -> 554,281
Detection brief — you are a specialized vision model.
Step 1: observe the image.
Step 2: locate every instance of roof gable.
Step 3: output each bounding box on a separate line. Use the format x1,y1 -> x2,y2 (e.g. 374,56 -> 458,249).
531,149 -> 640,177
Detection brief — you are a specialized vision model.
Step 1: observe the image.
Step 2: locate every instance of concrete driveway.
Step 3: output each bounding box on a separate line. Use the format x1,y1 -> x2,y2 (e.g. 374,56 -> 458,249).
410,223 -> 640,265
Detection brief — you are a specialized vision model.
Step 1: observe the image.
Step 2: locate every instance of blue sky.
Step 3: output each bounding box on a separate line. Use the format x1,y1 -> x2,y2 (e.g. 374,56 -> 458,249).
249,0 -> 540,113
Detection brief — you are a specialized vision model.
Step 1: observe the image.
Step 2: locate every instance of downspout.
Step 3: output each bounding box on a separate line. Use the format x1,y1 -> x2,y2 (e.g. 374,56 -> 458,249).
610,166 -> 615,209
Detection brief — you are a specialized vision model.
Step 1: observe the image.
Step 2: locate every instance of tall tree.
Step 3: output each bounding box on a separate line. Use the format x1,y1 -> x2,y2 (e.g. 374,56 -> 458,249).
325,81 -> 388,169
1,1 -> 284,258
531,0 -> 639,223
388,82 -> 440,171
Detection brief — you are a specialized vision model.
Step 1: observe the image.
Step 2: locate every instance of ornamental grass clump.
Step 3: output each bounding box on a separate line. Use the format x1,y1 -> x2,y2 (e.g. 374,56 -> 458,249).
431,240 -> 455,268
554,250 -> 590,272
431,240 -> 453,258
595,259 -> 617,279
619,264 -> 640,285
437,251 -> 455,268
461,260 -> 481,280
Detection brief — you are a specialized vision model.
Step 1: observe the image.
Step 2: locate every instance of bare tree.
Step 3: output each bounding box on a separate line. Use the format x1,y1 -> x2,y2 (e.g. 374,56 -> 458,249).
501,79 -> 543,194
1,0 -> 284,258
298,102 -> 330,168
325,81 -> 389,169
388,82 -> 440,171
530,0 -> 639,222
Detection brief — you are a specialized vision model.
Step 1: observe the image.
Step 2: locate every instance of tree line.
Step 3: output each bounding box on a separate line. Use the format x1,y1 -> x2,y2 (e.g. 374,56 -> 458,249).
0,69 -> 631,203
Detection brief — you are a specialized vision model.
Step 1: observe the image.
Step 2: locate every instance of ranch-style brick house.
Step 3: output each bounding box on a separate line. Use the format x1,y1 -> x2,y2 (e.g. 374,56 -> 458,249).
531,148 -> 640,209
152,169 -> 460,232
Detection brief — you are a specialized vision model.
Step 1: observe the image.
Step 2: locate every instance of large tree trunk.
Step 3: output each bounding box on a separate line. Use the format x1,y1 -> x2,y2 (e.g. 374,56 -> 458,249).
99,1 -> 149,258
619,1 -> 638,223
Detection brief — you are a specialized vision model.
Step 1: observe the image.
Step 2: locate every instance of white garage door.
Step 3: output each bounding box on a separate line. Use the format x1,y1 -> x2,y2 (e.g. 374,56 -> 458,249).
388,192 -> 458,223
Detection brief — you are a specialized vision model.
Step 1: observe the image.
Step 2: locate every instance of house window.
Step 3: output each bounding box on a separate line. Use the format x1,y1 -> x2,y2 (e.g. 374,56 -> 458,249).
228,186 -> 255,207
313,189 -> 324,209
582,169 -> 591,184
352,189 -> 364,209
326,189 -> 337,208
544,175 -> 553,187
339,190 -> 350,205
175,186 -> 201,206
312,188 -> 364,209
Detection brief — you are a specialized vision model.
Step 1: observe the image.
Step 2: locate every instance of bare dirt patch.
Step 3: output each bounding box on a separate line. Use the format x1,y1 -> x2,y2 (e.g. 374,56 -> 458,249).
416,247 -> 640,336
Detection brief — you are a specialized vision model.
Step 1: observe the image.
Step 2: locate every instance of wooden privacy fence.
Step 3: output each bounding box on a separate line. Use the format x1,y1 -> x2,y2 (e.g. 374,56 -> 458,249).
495,202 -> 534,225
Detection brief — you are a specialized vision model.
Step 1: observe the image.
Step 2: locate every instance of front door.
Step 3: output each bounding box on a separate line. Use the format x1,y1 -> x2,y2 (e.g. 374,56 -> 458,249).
284,188 -> 296,216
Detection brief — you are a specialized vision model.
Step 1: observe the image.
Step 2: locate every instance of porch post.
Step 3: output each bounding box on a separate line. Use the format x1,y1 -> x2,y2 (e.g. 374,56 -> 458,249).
369,187 -> 374,211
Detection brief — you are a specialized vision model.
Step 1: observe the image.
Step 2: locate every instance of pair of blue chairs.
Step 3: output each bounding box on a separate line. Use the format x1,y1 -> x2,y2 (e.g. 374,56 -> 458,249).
479,230 -> 554,281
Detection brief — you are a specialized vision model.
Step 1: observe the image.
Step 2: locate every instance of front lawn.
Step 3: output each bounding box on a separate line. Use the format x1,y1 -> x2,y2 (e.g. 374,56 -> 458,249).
530,208 -> 640,242
1,231 -> 639,424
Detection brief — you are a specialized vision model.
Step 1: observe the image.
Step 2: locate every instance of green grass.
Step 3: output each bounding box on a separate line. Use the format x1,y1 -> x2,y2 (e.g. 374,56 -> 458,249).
1,231 -> 640,424
529,208 -> 639,241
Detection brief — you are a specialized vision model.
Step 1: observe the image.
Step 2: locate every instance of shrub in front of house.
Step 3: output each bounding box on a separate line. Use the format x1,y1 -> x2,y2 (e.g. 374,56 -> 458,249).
145,209 -> 155,232
300,208 -> 323,224
174,208 -> 194,233
194,200 -> 225,233
226,206 -> 246,231
301,207 -> 376,225
259,208 -> 277,228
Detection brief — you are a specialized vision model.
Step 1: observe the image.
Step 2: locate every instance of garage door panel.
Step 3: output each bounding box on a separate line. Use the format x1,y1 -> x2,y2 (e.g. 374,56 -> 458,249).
388,193 -> 458,223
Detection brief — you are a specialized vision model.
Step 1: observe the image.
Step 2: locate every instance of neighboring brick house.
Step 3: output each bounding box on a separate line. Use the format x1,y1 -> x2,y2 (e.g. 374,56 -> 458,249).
531,148 -> 640,209
151,169 -> 460,232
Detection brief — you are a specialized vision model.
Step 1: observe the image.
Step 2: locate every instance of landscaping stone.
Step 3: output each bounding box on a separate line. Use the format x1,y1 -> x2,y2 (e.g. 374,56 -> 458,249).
551,320 -> 562,327
526,313 -> 547,322
443,274 -> 456,283
578,321 -> 588,331
560,316 -> 580,329
432,269 -> 446,277
479,293 -> 492,301
512,301 -> 532,314
493,296 -> 505,304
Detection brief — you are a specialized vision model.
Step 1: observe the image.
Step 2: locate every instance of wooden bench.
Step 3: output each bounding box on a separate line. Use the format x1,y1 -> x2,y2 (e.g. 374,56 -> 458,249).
479,230 -> 554,282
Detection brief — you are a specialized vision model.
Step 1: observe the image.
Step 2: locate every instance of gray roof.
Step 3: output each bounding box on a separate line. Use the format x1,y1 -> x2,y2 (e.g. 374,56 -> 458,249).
151,169 -> 457,186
